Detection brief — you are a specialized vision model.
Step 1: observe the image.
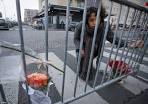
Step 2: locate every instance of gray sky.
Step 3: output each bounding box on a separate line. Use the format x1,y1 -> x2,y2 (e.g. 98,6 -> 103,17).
0,0 -> 39,21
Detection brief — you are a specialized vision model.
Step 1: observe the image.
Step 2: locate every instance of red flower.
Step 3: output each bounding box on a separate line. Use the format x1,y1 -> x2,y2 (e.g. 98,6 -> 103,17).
109,60 -> 130,73
27,73 -> 48,88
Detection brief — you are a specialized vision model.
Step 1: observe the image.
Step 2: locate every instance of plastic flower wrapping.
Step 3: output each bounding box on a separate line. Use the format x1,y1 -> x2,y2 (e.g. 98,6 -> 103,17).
108,60 -> 131,76
26,60 -> 52,92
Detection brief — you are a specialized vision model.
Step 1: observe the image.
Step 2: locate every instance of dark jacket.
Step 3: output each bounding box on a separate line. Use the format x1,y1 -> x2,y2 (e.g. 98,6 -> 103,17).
74,22 -> 126,56
73,22 -> 127,75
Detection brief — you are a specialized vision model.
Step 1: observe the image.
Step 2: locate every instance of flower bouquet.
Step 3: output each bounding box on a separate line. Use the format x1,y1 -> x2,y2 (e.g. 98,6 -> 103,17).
27,73 -> 50,90
26,60 -> 52,93
109,60 -> 131,77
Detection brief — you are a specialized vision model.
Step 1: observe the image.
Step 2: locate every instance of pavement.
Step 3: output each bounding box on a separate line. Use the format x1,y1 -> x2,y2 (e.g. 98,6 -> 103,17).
0,26 -> 148,104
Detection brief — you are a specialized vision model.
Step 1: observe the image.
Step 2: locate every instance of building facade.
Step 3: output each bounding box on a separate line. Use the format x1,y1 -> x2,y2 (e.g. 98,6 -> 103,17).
39,0 -> 84,10
36,0 -> 146,29
24,9 -> 38,25
36,0 -> 84,29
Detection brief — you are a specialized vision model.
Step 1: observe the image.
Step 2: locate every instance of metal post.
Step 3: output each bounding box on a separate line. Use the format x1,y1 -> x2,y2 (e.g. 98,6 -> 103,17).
116,9 -> 137,76
138,34 -> 148,64
16,0 -> 31,103
45,0 -> 49,62
0,84 -> 7,103
101,4 -> 122,82
110,0 -> 148,13
130,13 -> 147,65
136,28 -> 148,64
112,7 -> 130,78
126,11 -> 142,69
108,6 -> 128,79
131,19 -> 148,74
130,14 -> 148,68
61,0 -> 70,102
118,10 -> 139,76
100,1 -> 116,84
134,33 -> 148,81
121,11 -> 142,75
73,0 -> 88,97
93,1 -> 113,88
45,0 -> 49,96
106,5 -> 123,81
84,0 -> 102,92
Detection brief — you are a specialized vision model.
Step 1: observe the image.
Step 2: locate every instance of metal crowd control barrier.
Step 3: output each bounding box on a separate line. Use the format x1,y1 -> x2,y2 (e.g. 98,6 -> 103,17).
4,0 -> 147,103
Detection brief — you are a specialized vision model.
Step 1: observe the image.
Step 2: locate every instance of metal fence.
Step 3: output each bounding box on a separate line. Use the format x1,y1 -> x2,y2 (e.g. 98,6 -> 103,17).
61,0 -> 148,103
1,0 -> 147,103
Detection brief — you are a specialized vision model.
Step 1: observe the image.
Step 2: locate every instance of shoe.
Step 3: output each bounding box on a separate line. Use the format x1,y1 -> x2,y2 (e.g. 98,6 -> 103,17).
80,73 -> 87,81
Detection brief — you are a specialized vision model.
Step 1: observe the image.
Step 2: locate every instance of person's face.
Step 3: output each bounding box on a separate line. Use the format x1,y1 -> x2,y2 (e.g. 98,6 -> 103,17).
88,13 -> 100,29
88,13 -> 96,28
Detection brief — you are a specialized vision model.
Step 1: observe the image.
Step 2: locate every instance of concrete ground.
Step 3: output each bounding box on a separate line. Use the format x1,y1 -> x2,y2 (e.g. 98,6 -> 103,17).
0,49 -> 148,104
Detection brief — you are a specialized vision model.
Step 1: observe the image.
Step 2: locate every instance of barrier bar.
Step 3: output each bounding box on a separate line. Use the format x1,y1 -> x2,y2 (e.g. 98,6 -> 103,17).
73,0 -> 88,97
93,1 -> 113,88
84,0 -> 102,92
113,7 -> 129,78
110,0 -> 148,13
16,0 -> 31,103
61,0 -> 70,102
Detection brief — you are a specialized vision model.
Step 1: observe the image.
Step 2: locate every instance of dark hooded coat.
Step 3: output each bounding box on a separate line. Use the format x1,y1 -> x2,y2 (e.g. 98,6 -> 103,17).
74,22 -> 126,77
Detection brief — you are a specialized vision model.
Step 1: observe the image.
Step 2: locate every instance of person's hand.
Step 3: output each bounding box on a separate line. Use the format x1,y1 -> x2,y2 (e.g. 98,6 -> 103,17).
136,40 -> 144,48
128,39 -> 144,48
81,49 -> 85,57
